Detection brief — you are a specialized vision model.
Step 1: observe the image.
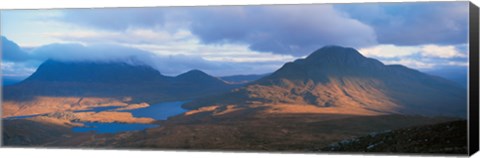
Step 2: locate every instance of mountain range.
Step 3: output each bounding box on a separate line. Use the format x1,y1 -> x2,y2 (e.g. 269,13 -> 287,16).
2,59 -> 240,117
4,59 -> 238,102
3,46 -> 467,118
184,46 -> 467,117
2,45 -> 468,151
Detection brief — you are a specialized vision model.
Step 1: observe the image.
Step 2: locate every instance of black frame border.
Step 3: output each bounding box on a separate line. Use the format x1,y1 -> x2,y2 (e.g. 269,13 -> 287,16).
469,1 -> 479,156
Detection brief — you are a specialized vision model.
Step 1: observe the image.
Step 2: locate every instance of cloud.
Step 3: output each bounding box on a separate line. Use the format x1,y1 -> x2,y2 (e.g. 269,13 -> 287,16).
1,61 -> 37,77
58,5 -> 377,56
359,44 -> 467,59
336,2 -> 468,46
2,2 -> 470,79
383,59 -> 436,69
3,38 -> 286,77
187,5 -> 377,56
383,58 -> 468,70
5,2 -> 469,58
2,36 -> 32,62
44,27 -> 297,63
56,2 -> 468,56
421,45 -> 466,58
359,44 -> 419,58
359,44 -> 468,70
28,43 -> 211,75
61,8 -> 168,31
45,29 -> 190,45
30,43 -> 156,62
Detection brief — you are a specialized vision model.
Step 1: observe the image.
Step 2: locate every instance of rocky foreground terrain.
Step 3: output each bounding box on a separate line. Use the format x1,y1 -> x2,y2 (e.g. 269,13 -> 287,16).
4,112 -> 454,149
322,120 -> 467,154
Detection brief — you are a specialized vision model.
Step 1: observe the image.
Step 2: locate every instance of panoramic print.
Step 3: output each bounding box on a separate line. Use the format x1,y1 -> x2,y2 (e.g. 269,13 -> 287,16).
1,1 -> 470,154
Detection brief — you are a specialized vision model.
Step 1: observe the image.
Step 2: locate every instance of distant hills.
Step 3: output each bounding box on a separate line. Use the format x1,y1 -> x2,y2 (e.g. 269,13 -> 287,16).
177,69 -> 228,86
424,67 -> 467,88
1,63 -> 269,86
219,73 -> 270,84
185,46 -> 467,117
2,76 -> 26,86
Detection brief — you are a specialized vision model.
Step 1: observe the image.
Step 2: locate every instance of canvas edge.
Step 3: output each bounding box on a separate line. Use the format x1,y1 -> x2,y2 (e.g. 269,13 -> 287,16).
469,1 -> 480,156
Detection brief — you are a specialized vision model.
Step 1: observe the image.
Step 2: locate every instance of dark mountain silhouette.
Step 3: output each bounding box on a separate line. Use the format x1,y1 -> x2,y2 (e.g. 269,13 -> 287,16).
4,59 -> 236,103
185,46 -> 467,117
219,73 -> 270,84
22,59 -> 170,84
2,36 -> 30,62
175,69 -> 226,86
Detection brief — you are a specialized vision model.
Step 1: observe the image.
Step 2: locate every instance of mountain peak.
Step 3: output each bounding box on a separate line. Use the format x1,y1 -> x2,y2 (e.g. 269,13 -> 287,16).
176,69 -> 226,85
303,45 -> 385,72
176,69 -> 212,80
178,69 -> 208,77
306,45 -> 366,62
264,46 -> 384,82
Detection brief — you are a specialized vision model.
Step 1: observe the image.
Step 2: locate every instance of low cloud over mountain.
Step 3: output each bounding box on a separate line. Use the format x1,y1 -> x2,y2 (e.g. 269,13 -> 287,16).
1,36 -> 284,78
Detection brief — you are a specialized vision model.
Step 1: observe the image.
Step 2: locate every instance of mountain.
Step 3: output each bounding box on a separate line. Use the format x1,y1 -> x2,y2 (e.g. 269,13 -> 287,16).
4,46 -> 467,150
424,67 -> 467,88
22,59 -> 169,84
5,59 -> 235,101
176,69 -> 226,86
2,76 -> 26,86
219,73 -> 270,84
185,46 -> 467,117
3,59 -> 237,117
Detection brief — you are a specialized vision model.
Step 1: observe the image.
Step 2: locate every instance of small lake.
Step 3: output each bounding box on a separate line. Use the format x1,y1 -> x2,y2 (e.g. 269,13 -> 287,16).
4,114 -> 41,120
126,101 -> 188,120
72,122 -> 158,134
72,100 -> 189,134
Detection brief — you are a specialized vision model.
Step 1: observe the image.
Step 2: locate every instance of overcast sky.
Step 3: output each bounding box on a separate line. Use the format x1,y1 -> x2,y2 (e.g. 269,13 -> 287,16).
1,1 -> 469,78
